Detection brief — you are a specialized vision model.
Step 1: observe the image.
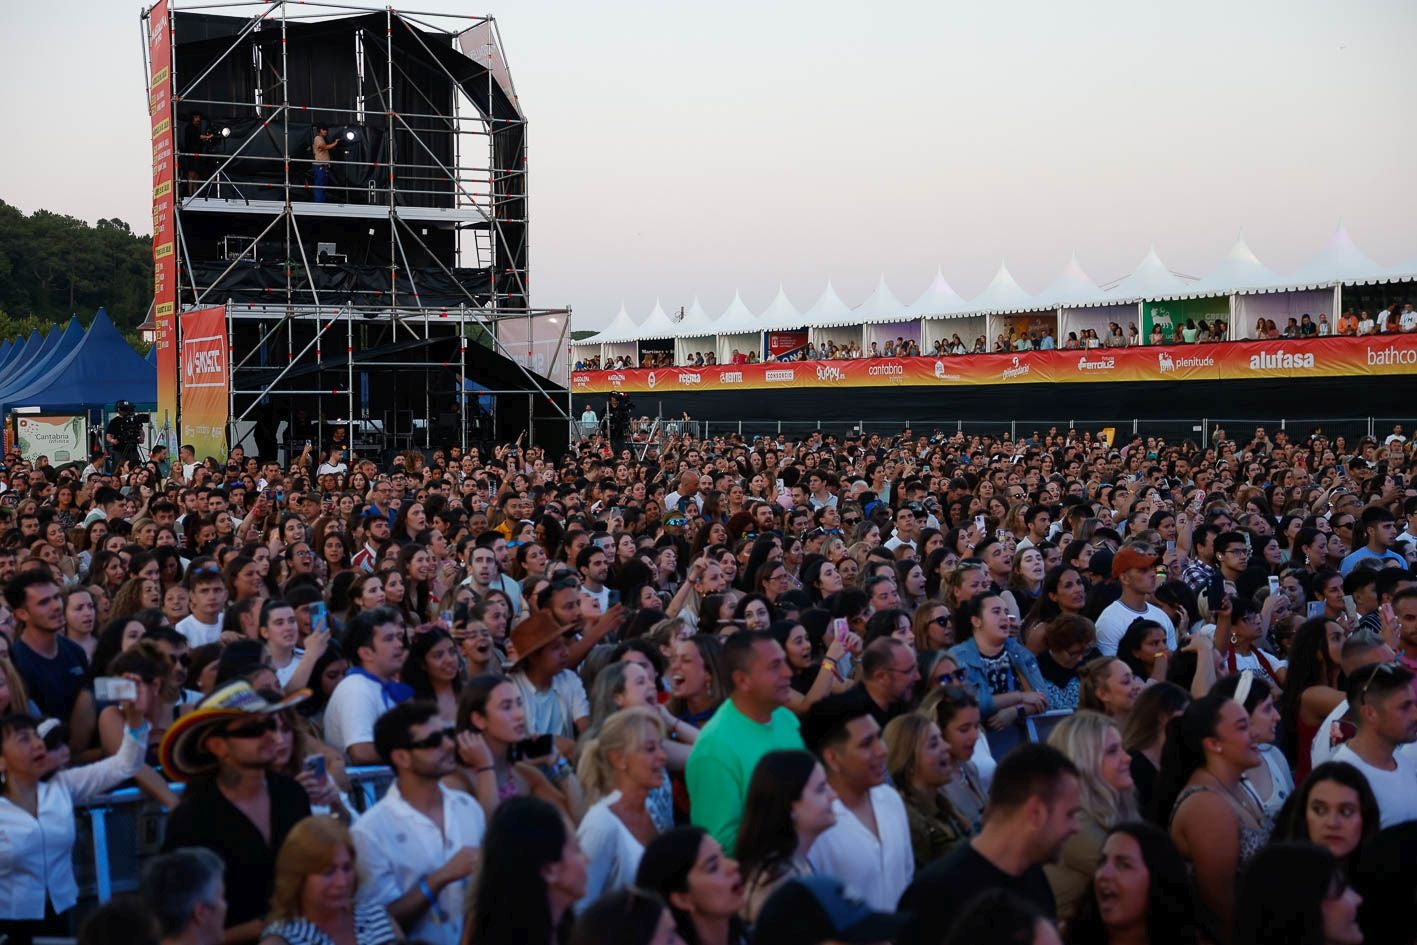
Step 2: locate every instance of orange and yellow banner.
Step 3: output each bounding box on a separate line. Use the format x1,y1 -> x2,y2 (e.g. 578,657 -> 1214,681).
571,336 -> 1417,395
179,306 -> 229,461
150,0 -> 179,444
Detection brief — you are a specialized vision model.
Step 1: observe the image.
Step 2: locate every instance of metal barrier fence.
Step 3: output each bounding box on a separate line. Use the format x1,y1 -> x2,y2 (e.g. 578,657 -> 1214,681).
73,766 -> 396,909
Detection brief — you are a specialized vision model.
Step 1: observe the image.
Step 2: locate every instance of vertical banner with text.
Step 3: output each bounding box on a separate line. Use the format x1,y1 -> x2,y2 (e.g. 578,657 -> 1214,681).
179,306 -> 229,461
149,0 -> 179,448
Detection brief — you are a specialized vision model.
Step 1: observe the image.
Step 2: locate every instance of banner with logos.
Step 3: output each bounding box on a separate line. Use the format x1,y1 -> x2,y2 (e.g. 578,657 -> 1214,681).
13,415 -> 88,463
149,0 -> 179,447
570,335 -> 1417,394
178,306 -> 229,460
766,330 -> 809,360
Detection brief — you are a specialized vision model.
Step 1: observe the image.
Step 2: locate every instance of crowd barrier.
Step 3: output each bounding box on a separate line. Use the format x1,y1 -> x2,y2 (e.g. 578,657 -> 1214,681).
73,766 -> 396,907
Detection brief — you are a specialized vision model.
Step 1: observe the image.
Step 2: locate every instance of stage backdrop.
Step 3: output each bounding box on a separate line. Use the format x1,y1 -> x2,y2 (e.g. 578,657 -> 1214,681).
570,335 -> 1417,394
149,0 -> 179,447
178,306 -> 229,460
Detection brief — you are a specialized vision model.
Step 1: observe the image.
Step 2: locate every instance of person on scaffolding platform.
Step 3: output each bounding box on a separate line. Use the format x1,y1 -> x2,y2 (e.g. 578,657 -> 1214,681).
182,111 -> 216,198
311,124 -> 336,203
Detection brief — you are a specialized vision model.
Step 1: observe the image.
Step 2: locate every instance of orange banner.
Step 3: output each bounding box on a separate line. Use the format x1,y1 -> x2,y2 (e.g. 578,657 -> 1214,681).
179,306 -> 229,461
570,335 -> 1417,394
150,0 -> 179,448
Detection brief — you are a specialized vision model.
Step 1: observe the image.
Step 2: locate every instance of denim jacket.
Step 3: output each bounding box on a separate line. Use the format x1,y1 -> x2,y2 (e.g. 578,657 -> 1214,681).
947,636 -> 1047,718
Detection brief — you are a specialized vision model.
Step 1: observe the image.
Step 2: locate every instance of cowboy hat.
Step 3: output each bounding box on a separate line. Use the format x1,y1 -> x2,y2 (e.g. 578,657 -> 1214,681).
158,680 -> 309,782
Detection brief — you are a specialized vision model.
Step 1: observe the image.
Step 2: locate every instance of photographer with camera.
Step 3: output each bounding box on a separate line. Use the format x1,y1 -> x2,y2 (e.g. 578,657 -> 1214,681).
105,401 -> 147,474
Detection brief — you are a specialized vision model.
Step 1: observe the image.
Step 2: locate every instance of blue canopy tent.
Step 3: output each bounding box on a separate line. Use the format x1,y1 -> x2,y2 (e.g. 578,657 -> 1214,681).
0,341 -> 13,372
0,317 -> 85,413
0,331 -> 44,388
145,346 -> 158,366
5,309 -> 156,415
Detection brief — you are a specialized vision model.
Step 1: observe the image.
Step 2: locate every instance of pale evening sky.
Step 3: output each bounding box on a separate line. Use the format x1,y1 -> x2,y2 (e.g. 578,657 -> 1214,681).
2,0 -> 1414,329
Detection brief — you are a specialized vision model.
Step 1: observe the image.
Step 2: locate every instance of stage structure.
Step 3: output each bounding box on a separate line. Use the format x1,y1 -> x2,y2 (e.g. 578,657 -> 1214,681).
143,0 -> 571,461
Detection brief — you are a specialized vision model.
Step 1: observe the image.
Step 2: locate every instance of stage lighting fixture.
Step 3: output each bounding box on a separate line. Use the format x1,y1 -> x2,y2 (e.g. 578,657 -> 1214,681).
345,130 -> 357,141
221,127 -> 231,137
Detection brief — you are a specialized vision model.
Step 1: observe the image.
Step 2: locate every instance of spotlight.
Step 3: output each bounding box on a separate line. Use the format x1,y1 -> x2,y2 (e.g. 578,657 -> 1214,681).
221,127 -> 231,137
345,130 -> 357,141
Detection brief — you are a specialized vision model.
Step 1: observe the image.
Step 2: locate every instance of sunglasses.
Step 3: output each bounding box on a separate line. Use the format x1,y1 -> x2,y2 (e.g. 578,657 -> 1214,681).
404,726 -> 456,751
220,716 -> 281,739
937,668 -> 968,685
665,518 -> 687,527
930,616 -> 951,627
842,516 -> 861,526
1358,661 -> 1403,701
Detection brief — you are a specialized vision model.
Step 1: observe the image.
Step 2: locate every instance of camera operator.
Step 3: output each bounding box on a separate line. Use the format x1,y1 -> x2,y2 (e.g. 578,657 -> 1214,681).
106,401 -> 147,472
607,391 -> 634,448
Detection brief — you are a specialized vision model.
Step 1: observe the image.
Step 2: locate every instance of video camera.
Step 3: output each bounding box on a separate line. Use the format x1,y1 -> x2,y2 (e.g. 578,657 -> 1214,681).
115,401 -> 152,424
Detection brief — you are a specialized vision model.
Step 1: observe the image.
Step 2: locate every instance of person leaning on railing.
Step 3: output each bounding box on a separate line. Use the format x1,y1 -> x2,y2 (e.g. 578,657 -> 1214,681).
0,677 -> 151,945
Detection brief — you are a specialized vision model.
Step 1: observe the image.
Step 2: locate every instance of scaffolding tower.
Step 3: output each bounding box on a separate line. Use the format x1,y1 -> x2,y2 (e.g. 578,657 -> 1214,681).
142,0 -> 572,459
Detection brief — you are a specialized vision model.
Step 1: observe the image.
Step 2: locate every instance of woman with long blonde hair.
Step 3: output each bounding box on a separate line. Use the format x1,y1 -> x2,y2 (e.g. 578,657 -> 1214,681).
1044,710 -> 1140,924
573,707 -> 666,908
260,816 -> 397,945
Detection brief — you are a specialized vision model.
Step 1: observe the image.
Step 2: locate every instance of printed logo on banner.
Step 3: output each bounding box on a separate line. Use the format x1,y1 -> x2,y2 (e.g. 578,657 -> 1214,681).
815,365 -> 845,383
720,372 -> 744,385
932,360 -> 963,382
1368,345 -> 1417,367
1076,355 -> 1115,372
1001,357 -> 1031,381
765,369 -> 795,383
676,372 -> 701,385
647,372 -> 658,389
608,373 -> 626,387
1248,350 -> 1314,371
183,335 -> 227,387
1157,352 -> 1215,374
574,374 -> 589,388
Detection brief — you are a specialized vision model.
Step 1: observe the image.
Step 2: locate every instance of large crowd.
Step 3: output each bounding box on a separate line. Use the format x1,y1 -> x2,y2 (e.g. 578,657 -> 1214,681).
1,419 -> 1416,945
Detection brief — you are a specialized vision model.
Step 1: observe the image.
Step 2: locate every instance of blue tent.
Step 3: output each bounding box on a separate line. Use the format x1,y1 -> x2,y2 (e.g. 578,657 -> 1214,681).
0,317 -> 84,412
0,331 -> 44,388
5,309 -> 156,413
0,341 -> 13,372
145,345 -> 158,366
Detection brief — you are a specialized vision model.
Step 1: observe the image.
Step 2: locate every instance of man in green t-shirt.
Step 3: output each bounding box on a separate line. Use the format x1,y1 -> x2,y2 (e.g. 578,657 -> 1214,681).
686,630 -> 805,851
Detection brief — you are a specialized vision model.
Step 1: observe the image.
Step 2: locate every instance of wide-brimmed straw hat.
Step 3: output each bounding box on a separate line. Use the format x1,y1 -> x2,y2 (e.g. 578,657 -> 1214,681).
158,680 -> 308,781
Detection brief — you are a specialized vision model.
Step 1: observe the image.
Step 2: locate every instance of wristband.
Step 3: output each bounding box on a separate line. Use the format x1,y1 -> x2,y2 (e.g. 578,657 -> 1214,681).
418,876 -> 437,906
473,765 -> 495,774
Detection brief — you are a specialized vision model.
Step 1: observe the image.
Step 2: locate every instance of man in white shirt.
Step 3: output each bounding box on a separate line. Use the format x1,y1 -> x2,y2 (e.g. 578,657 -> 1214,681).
1311,632 -> 1394,771
576,546 -> 616,614
1331,662 -> 1417,829
1094,547 -> 1176,654
1401,305 -> 1417,333
324,607 -> 411,764
176,569 -> 227,647
1015,504 -> 1051,551
663,470 -> 704,514
883,504 -> 920,553
353,701 -> 484,945
802,693 -> 913,911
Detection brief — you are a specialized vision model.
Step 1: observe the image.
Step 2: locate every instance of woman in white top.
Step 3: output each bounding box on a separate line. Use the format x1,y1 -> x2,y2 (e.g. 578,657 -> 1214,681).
0,680 -> 150,942
1215,672 -> 1293,820
574,707 -> 667,910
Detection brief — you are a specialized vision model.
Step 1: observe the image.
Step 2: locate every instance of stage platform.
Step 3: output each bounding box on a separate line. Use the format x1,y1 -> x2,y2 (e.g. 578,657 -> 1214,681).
180,196 -> 490,226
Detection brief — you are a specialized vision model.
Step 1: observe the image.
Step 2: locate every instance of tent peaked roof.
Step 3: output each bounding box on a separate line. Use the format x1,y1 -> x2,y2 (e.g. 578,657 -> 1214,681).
589,304 -> 641,344
969,262 -> 1034,313
757,286 -> 804,330
676,297 -> 713,337
1285,224 -> 1387,287
0,331 -> 45,388
637,299 -> 678,341
146,345 -> 158,365
1192,236 -> 1280,295
0,316 -> 85,403
0,341 -> 12,373
803,279 -> 857,327
1110,247 -> 1191,301
6,308 -> 155,413
854,275 -> 907,324
907,268 -> 966,318
714,292 -> 759,334
1039,254 -> 1105,308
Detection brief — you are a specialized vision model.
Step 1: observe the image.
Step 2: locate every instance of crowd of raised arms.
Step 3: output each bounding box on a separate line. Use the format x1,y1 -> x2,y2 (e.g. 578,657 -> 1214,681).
2,420 -> 1416,945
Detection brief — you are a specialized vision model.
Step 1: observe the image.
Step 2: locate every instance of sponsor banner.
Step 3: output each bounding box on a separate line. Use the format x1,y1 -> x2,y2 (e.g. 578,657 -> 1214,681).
150,0 -> 179,439
178,306 -> 229,460
569,336 -> 1417,394
766,330 -> 809,360
14,415 -> 88,463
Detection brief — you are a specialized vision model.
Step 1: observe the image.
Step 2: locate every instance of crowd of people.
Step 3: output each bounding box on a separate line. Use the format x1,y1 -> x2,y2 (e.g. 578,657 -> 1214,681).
1,419 -> 1416,945
572,302 -> 1415,373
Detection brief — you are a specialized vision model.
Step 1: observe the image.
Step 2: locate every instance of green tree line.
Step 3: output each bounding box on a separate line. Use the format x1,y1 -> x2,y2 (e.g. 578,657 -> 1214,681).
0,199 -> 153,349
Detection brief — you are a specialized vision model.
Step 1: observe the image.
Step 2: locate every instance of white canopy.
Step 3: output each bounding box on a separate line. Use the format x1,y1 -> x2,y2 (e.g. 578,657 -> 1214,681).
854,275 -> 908,324
675,297 -> 713,336
1109,247 -> 1194,301
1038,253 -> 1106,309
1186,236 -> 1280,297
967,262 -> 1035,314
907,268 -> 966,318
713,291 -> 759,334
585,304 -> 640,344
802,279 -> 858,327
757,286 -> 805,330
1282,224 -> 1389,289
637,299 -> 679,341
